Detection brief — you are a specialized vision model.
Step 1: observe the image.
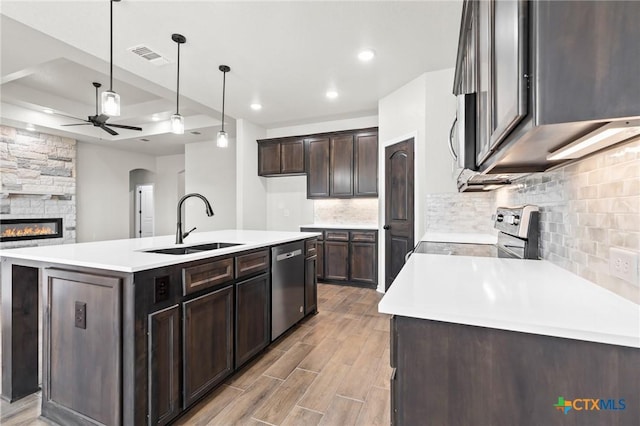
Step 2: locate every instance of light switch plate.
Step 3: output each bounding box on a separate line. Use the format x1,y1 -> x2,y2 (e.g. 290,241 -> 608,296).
609,247 -> 639,286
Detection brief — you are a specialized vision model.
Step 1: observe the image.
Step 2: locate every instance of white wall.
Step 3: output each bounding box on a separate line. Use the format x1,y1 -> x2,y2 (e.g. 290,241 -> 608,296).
184,139 -> 237,231
236,119 -> 268,230
155,154 -> 185,236
264,115 -> 378,231
76,143 -> 156,242
377,68 -> 456,292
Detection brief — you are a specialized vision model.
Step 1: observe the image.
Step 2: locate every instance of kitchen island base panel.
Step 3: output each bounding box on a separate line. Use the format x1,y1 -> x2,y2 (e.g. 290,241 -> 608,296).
392,316 -> 640,426
0,263 -> 39,403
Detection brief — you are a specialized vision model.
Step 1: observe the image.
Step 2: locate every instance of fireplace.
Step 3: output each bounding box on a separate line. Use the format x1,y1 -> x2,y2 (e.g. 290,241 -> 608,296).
0,218 -> 64,242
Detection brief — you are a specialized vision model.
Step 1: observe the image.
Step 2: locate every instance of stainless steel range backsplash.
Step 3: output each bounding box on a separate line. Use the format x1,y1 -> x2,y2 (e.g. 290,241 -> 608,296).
496,139 -> 640,304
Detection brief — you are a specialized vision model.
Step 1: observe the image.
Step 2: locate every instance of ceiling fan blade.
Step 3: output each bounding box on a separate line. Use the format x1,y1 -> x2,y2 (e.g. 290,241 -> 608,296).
106,124 -> 143,131
54,112 -> 87,122
100,124 -> 118,136
61,123 -> 92,126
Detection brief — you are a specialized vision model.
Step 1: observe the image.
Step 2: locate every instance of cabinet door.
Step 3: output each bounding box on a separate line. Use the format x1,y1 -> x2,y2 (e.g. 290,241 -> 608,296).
305,136 -> 331,198
324,241 -> 349,281
235,273 -> 271,368
489,0 -> 527,150
330,134 -> 354,197
280,139 -> 305,174
183,285 -> 234,409
305,256 -> 317,315
148,305 -> 180,426
317,241 -> 325,280
353,131 -> 378,197
258,141 -> 281,176
476,0 -> 492,165
350,242 -> 377,285
43,269 -> 121,426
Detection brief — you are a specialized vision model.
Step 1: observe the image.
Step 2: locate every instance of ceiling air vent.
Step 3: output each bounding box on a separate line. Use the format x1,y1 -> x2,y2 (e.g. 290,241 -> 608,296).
128,45 -> 170,66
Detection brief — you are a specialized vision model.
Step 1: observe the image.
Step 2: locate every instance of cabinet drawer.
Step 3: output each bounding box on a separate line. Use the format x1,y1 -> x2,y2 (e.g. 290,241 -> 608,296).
350,231 -> 376,242
325,230 -> 349,241
305,239 -> 317,257
182,258 -> 234,296
235,250 -> 270,279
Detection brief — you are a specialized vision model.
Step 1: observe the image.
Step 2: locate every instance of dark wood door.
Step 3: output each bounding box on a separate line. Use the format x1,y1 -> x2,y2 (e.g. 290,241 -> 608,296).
304,256 -> 318,315
316,241 -> 325,280
280,139 -> 305,174
182,285 -> 234,409
330,134 -> 354,197
384,139 -> 414,291
148,305 -> 181,426
235,273 -> 270,368
353,130 -> 378,197
258,141 -> 281,176
350,242 -> 377,285
305,136 -> 330,198
324,241 -> 349,281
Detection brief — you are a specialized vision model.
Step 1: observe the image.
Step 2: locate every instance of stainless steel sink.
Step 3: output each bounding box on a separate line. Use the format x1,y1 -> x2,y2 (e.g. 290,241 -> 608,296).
144,242 -> 242,255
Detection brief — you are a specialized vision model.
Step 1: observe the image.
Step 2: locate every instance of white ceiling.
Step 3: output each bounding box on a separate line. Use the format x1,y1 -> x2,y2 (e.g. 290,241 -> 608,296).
0,0 -> 462,155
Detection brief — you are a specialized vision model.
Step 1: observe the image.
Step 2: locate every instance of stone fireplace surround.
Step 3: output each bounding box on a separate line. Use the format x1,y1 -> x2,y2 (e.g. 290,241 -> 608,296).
0,126 -> 76,249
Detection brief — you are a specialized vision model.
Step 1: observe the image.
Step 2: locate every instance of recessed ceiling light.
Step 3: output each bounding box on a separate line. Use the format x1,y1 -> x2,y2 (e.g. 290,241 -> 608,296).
26,123 -> 36,131
326,90 -> 339,99
151,114 -> 160,121
250,103 -> 262,111
358,49 -> 375,62
43,108 -> 54,114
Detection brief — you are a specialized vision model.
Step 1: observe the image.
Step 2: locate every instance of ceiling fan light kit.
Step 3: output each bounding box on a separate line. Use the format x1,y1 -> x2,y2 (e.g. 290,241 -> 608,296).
101,0 -> 121,116
171,33 -> 186,135
217,65 -> 230,148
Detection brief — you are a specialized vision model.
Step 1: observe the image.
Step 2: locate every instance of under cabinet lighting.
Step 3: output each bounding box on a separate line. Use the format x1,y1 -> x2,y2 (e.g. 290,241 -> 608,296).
547,120 -> 640,161
43,108 -> 53,114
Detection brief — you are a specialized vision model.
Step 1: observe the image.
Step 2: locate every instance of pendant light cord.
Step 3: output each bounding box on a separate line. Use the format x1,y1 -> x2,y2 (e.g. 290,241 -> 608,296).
109,0 -> 114,91
176,42 -> 180,114
221,70 -> 226,132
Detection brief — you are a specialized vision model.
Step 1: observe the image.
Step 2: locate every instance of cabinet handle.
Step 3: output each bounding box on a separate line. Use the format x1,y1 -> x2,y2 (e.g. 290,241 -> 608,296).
383,225 -> 390,230
448,115 -> 458,162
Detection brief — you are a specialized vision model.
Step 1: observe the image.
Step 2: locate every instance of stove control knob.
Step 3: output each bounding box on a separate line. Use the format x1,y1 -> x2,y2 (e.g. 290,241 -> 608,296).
513,215 -> 520,225
496,214 -> 504,222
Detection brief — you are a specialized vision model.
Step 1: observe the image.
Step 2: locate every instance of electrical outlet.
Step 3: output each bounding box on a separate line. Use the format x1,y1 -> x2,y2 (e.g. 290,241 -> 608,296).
609,247 -> 639,286
154,275 -> 170,303
75,301 -> 86,329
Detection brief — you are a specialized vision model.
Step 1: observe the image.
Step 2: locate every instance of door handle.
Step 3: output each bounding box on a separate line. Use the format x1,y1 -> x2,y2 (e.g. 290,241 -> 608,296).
383,225 -> 390,230
448,115 -> 458,161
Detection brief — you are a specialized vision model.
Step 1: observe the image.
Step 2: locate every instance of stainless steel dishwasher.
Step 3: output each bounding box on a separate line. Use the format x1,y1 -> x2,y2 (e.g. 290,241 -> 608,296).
271,241 -> 305,341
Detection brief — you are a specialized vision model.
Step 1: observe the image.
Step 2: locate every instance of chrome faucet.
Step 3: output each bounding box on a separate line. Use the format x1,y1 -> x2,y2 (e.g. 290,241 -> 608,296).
176,193 -> 214,244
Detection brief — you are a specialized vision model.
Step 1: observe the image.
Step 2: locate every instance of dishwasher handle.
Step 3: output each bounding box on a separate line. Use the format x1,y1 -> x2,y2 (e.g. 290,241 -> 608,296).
275,249 -> 302,262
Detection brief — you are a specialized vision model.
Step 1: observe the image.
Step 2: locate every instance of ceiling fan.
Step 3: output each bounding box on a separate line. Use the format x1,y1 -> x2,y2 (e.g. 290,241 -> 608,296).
61,82 -> 142,136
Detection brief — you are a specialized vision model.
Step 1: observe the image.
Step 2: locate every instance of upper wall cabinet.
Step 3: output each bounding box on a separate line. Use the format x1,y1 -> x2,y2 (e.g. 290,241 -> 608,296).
257,138 -> 305,176
453,0 -> 640,174
306,128 -> 378,199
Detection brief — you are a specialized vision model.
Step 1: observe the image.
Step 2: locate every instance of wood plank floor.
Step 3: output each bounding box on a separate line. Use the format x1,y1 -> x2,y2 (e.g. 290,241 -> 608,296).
0,283 -> 391,425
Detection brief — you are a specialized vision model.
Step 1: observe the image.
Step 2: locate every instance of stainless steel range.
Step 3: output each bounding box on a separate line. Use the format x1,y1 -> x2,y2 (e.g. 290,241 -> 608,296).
415,205 -> 540,259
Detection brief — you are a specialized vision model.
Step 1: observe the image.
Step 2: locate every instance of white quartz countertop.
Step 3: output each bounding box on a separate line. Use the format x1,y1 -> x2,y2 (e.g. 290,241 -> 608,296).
378,253 -> 640,348
300,224 -> 379,230
0,230 -> 320,273
420,231 -> 497,244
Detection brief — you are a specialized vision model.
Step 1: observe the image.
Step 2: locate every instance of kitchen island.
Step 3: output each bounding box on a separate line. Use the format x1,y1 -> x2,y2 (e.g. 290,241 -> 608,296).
379,253 -> 640,425
1,229 -> 319,425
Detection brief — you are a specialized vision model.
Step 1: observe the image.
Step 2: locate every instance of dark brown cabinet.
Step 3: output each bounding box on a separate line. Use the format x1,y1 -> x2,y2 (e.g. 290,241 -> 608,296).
304,239 -> 318,315
305,136 -> 331,197
329,134 -> 355,197
148,305 -> 181,426
257,138 -> 305,176
353,131 -> 379,197
182,284 -> 234,409
235,273 -> 270,368
301,227 -> 377,287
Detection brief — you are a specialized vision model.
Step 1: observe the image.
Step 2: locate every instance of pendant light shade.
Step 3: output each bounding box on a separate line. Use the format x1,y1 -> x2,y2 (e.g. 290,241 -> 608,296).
171,33 -> 187,134
217,65 -> 230,148
101,0 -> 121,116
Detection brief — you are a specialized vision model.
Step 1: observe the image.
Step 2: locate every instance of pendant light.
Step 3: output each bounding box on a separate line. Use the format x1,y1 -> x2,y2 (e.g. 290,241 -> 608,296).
217,65 -> 231,148
101,0 -> 121,116
171,33 -> 186,134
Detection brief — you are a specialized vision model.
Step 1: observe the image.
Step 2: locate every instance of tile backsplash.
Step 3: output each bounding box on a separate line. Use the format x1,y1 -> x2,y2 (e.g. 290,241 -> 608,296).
495,139 -> 640,303
424,192 -> 496,235
314,198 -> 379,225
